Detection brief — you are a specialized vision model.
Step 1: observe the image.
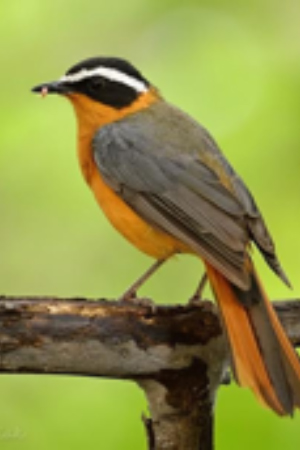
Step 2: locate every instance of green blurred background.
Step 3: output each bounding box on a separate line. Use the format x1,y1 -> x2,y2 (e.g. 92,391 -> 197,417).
1,0 -> 300,448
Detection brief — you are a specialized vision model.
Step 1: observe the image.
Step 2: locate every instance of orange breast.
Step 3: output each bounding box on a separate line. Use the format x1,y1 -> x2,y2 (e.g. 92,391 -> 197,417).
68,91 -> 189,259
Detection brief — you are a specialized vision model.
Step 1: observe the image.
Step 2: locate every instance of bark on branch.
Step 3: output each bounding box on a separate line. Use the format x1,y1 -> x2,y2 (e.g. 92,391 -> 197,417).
0,296 -> 299,450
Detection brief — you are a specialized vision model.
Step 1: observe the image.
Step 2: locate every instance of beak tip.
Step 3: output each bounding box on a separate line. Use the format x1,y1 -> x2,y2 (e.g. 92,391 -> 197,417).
31,84 -> 50,98
31,84 -> 43,93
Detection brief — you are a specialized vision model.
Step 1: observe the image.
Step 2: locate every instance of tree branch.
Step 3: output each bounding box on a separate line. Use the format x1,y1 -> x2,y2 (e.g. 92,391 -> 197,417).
0,296 -> 299,450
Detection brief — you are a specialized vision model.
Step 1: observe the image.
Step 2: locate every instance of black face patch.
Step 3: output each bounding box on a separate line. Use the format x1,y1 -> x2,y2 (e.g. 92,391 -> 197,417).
64,57 -> 150,109
69,76 -> 141,108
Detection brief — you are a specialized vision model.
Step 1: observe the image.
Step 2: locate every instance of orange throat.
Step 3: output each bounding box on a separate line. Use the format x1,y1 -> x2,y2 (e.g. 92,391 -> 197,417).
67,88 -> 158,183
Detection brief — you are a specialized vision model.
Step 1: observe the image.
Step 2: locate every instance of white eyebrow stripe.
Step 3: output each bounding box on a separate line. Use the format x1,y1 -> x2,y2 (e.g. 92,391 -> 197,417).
60,67 -> 148,93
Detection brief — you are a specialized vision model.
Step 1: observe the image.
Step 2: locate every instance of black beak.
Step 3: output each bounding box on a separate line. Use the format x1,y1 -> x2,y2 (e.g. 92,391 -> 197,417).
31,80 -> 71,96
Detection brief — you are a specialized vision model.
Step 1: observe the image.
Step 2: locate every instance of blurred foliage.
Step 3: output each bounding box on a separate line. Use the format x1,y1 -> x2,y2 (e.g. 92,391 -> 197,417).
0,0 -> 300,448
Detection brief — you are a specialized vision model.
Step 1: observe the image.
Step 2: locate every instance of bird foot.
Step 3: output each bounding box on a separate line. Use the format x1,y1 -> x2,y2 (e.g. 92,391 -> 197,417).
118,293 -> 157,313
188,294 -> 204,306
188,273 -> 208,306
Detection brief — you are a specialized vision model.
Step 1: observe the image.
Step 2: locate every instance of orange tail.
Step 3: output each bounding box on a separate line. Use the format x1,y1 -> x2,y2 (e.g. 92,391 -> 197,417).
206,262 -> 300,415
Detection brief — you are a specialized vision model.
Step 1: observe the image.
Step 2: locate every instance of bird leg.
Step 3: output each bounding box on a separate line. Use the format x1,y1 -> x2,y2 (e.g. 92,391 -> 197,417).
120,259 -> 166,302
189,273 -> 208,305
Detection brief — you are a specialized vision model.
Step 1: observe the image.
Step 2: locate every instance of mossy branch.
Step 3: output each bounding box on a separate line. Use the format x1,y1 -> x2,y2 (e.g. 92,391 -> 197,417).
0,296 -> 299,450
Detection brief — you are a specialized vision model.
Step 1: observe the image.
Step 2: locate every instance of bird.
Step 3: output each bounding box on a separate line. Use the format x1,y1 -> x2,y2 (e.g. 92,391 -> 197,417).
32,56 -> 300,415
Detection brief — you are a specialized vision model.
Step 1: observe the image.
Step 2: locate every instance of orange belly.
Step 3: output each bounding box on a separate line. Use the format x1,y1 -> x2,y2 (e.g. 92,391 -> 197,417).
89,169 -> 189,259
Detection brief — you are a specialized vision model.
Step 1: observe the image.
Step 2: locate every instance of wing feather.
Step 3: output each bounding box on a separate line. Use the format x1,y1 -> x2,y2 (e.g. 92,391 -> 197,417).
92,101 -> 287,288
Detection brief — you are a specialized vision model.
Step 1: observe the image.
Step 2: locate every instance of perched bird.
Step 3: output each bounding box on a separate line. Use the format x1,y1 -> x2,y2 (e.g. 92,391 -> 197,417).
32,56 -> 300,415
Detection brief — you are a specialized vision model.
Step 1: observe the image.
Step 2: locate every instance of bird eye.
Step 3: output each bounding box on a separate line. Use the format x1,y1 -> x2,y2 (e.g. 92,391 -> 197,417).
89,76 -> 105,93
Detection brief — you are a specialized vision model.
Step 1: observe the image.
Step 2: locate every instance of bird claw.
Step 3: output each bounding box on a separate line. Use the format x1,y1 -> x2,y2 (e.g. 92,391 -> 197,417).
188,294 -> 203,306
118,293 -> 157,313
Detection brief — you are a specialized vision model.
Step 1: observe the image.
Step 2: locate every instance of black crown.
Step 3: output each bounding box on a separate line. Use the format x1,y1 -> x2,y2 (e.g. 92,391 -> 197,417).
66,56 -> 150,87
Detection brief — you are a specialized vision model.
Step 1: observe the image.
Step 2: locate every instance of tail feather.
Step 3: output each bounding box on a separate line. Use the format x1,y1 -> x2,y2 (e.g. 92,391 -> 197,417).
206,262 -> 300,415
257,278 -> 300,407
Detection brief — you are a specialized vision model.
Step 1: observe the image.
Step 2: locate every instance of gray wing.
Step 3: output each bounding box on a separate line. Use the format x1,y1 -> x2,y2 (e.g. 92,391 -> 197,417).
92,101 -> 288,289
